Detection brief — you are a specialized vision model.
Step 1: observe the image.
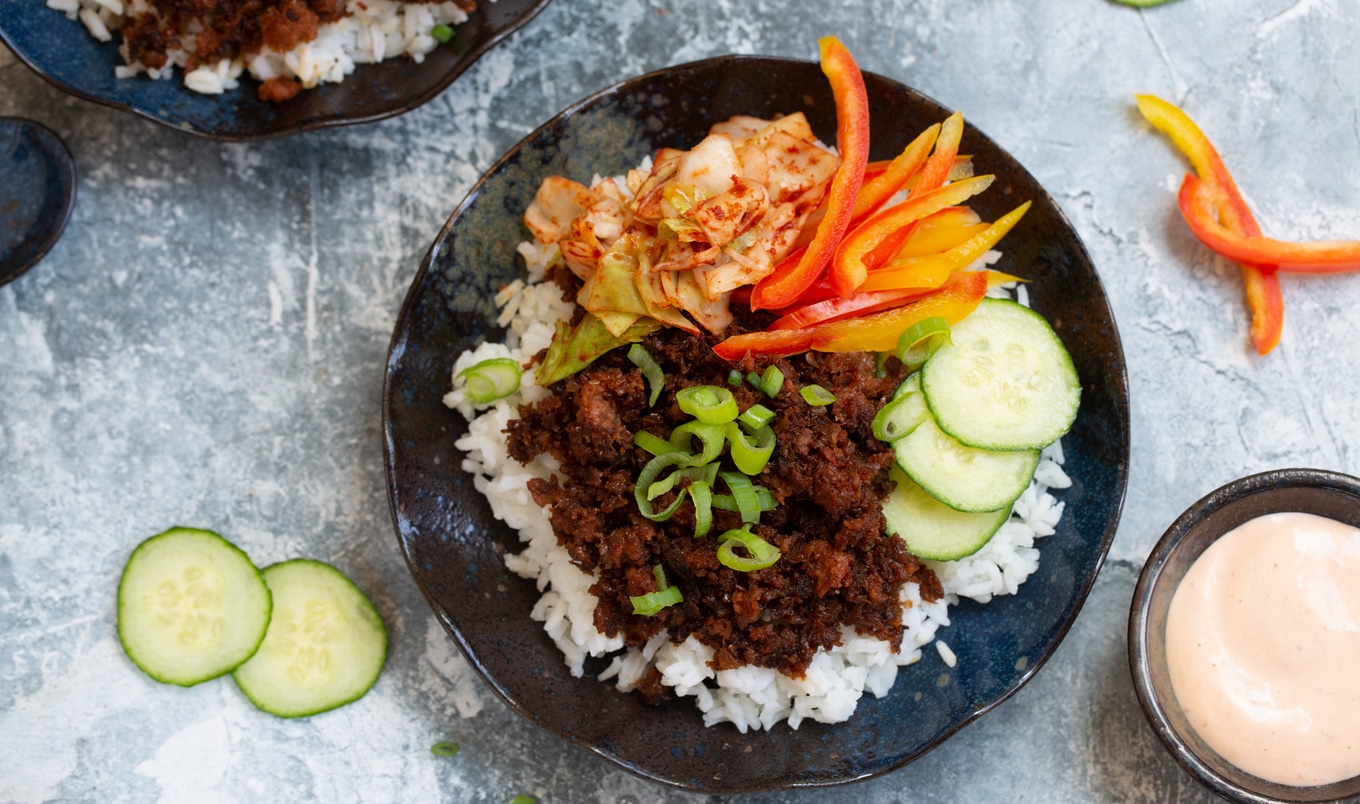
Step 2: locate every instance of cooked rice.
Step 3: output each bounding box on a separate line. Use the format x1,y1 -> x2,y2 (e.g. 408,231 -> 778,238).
47,0 -> 477,95
445,239 -> 1072,731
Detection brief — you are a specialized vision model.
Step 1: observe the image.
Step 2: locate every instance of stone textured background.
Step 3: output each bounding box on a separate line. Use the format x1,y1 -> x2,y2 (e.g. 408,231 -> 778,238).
3,0 -> 1359,801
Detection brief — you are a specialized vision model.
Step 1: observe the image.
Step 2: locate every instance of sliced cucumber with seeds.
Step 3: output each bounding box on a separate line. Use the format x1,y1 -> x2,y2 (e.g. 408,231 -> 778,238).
921,298 -> 1080,451
232,559 -> 387,718
883,467 -> 1011,561
117,527 -> 272,686
893,415 -> 1039,512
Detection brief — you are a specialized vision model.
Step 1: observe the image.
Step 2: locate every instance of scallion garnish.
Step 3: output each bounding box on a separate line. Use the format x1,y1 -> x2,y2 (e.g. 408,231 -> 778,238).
634,453 -> 692,521
690,480 -> 713,538
871,391 -> 927,442
712,486 -> 777,514
727,369 -> 743,387
668,420 -> 726,465
759,365 -> 784,397
627,344 -> 664,407
725,421 -> 775,475
800,384 -> 836,406
675,385 -> 739,424
509,796 -> 537,804
746,369 -> 762,389
430,741 -> 459,756
630,565 -> 683,615
430,23 -> 453,43
737,403 -> 775,430
456,357 -> 521,404
719,471 -> 762,524
716,526 -> 781,572
633,429 -> 679,457
895,316 -> 951,369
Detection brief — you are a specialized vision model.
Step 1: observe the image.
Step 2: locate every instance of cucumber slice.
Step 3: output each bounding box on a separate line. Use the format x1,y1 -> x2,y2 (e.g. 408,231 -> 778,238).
117,527 -> 272,687
921,298 -> 1080,451
883,467 -> 1011,561
232,559 -> 387,718
893,416 -> 1039,512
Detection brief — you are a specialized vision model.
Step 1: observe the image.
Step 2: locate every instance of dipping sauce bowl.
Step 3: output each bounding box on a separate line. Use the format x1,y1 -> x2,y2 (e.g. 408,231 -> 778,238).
1130,468 -> 1360,804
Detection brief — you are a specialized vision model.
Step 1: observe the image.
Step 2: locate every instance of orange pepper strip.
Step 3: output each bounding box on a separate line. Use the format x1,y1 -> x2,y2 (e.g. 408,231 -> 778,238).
714,271 -> 988,359
861,201 -> 1031,293
827,174 -> 994,297
1135,94 -> 1283,355
850,124 -> 940,221
749,36 -> 869,311
1178,176 -> 1360,273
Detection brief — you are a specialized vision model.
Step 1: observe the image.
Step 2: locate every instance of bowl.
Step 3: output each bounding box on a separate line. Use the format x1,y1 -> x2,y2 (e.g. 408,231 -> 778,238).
0,0 -> 551,141
0,117 -> 76,285
1129,468 -> 1360,804
383,54 -> 1131,793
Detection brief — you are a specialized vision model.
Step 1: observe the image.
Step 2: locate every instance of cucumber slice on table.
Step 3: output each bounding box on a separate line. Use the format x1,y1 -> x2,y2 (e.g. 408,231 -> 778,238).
117,527 -> 272,686
893,415 -> 1039,512
921,298 -> 1080,451
232,559 -> 387,718
883,467 -> 1011,561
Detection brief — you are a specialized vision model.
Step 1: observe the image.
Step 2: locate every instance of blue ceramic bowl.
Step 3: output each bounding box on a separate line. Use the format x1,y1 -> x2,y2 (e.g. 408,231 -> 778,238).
383,55 -> 1130,793
0,117 -> 75,285
0,0 -> 551,140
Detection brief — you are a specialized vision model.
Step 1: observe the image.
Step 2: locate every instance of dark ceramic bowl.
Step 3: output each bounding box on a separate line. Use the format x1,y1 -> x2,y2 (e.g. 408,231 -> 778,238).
0,117 -> 76,286
1130,468 -> 1360,804
383,55 -> 1130,793
0,0 -> 551,140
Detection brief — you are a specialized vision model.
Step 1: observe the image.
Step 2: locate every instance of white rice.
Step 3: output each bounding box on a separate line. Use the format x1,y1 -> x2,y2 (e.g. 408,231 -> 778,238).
47,0 -> 478,95
446,246 -> 1071,732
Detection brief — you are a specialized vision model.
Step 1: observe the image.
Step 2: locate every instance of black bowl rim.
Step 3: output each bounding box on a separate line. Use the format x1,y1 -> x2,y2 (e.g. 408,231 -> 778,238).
1128,467 -> 1360,804
0,116 -> 76,286
384,52 -> 1129,793
0,0 -> 553,142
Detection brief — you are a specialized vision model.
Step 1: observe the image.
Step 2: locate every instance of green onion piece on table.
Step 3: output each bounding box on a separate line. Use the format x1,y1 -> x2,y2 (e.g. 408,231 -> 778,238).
456,357 -> 521,404
627,344 -> 664,407
675,385 -> 739,423
668,420 -> 726,465
509,796 -> 537,804
633,429 -> 679,457
430,741 -> 459,756
800,384 -> 836,406
716,527 -> 782,572
759,366 -> 785,397
738,403 -> 775,430
725,421 -> 776,475
430,23 -> 453,43
895,316 -> 951,369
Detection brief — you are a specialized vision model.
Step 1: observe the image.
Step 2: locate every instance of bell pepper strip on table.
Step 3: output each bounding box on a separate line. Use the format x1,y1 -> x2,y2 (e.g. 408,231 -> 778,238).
713,270 -> 988,359
1135,93 -> 1283,355
1178,176 -> 1360,273
749,36 -> 869,311
827,174 -> 995,297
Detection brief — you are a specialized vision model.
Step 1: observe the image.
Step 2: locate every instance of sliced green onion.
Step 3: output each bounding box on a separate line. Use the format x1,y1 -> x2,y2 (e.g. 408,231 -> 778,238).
630,566 -> 683,615
627,344 -> 664,407
647,463 -> 717,501
725,421 -> 775,475
675,385 -> 739,424
759,365 -> 784,397
712,486 -> 777,513
716,527 -> 781,572
738,403 -> 775,430
799,384 -> 836,406
871,392 -> 928,442
634,429 -> 679,457
746,370 -> 762,389
456,357 -> 521,404
430,23 -> 453,43
430,741 -> 459,756
719,471 -> 762,524
727,369 -> 743,387
668,420 -> 725,465
509,795 -> 538,804
874,351 -> 889,378
690,480 -> 713,538
634,453 -> 691,521
895,316 -> 951,369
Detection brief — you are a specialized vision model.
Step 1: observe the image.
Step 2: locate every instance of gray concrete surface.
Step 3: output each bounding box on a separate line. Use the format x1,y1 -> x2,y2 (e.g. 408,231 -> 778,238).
4,0 -> 1360,801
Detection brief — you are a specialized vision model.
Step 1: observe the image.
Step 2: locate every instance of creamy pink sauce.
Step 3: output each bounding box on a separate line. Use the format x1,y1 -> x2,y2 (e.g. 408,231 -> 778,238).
1165,511 -> 1360,787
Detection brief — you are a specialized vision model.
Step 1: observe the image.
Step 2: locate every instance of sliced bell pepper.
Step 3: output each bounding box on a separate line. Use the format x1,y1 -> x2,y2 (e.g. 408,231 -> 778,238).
860,200 -> 1031,292
1178,176 -> 1360,273
765,287 -> 934,330
1135,94 -> 1283,355
849,123 -> 939,222
828,174 -> 995,296
714,271 -> 988,359
749,36 -> 869,311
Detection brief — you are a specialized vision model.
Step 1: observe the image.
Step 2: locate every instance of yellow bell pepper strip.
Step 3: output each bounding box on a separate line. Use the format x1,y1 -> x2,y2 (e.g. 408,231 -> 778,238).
827,174 -> 995,296
1178,176 -> 1360,273
749,36 -> 869,311
892,219 -> 987,259
1135,94 -> 1283,355
860,201 -> 1031,293
713,271 -> 987,359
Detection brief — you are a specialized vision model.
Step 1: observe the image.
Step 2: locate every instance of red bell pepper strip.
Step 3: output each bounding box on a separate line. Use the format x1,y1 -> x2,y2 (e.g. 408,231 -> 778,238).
765,288 -> 934,330
749,36 -> 869,311
714,271 -> 988,359
1135,94 -> 1283,355
1178,176 -> 1360,273
827,174 -> 994,296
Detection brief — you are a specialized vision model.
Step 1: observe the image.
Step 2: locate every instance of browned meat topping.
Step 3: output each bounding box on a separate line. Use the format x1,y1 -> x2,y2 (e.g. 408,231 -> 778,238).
506,302 -> 942,698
